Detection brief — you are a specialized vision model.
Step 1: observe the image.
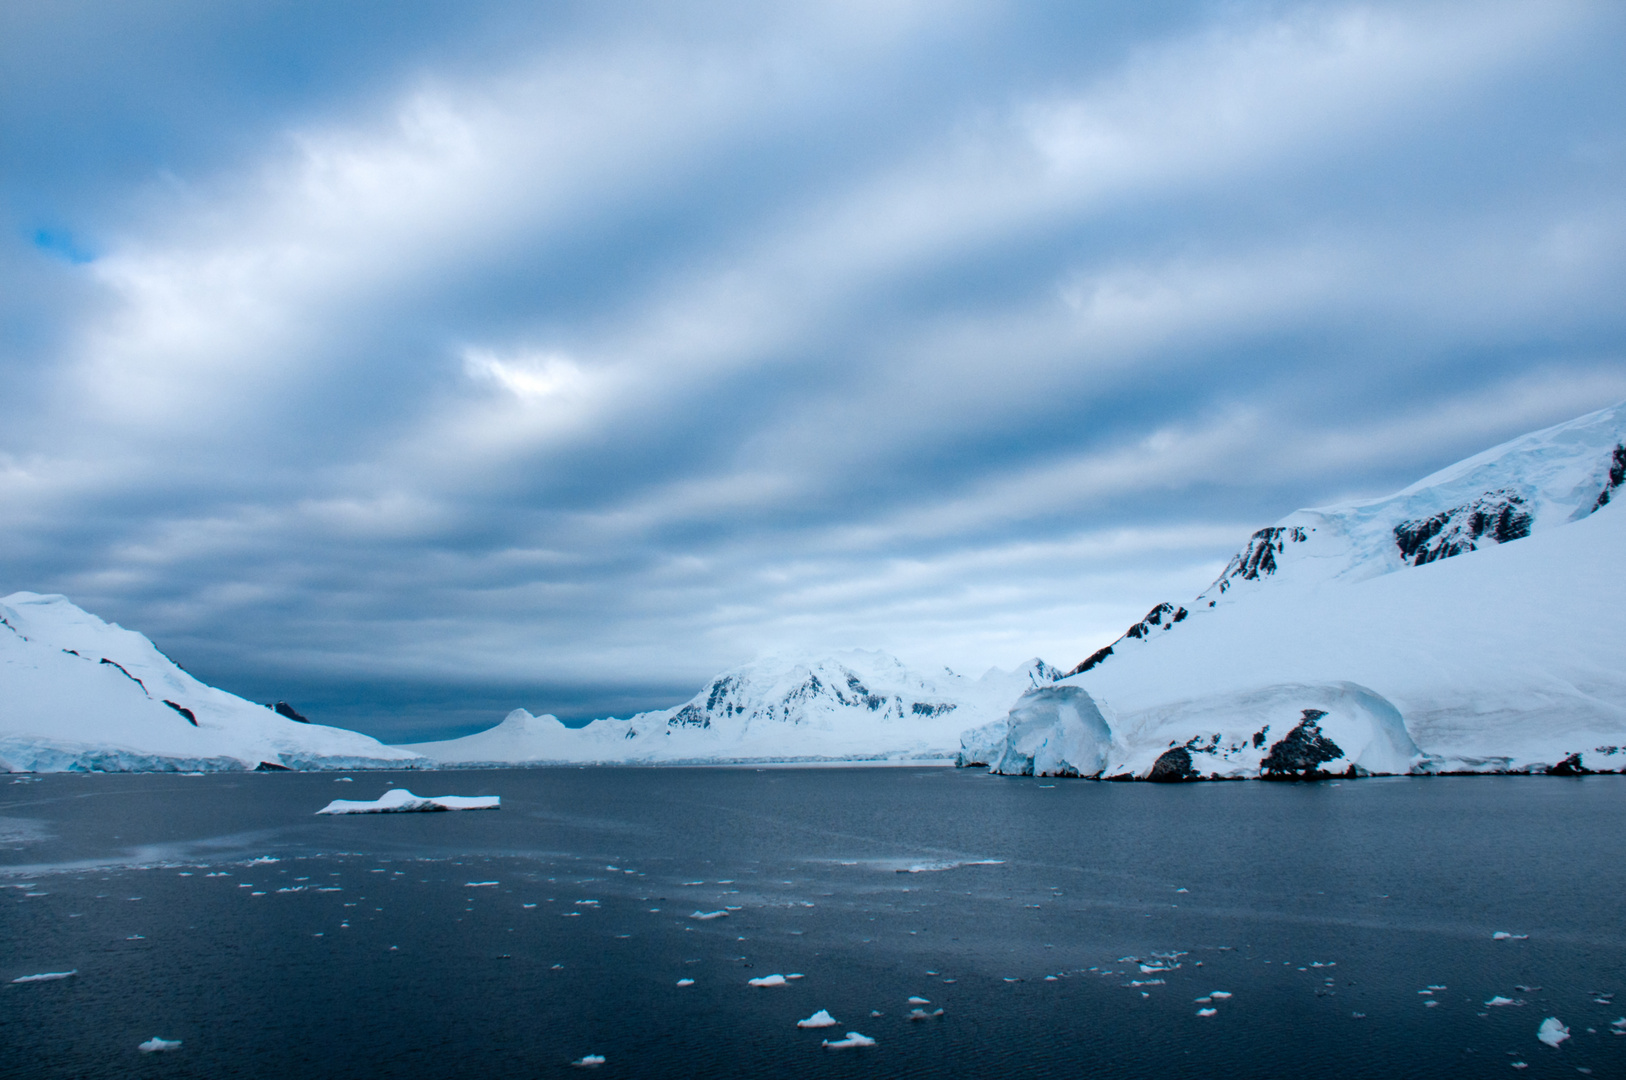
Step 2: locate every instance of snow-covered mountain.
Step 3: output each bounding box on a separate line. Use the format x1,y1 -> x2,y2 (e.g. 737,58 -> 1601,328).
0,592 -> 426,772
404,651 -> 1064,765
961,402 -> 1626,779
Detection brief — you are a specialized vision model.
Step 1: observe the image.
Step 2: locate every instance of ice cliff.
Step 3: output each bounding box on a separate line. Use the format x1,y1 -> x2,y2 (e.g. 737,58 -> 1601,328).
0,592 -> 426,773
404,652 -> 1063,765
961,401 -> 1626,778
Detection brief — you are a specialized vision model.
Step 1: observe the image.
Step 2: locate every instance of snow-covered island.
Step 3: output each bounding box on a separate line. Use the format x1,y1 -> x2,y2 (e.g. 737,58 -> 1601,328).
960,401 -> 1626,779
402,652 -> 1063,766
0,592 -> 427,773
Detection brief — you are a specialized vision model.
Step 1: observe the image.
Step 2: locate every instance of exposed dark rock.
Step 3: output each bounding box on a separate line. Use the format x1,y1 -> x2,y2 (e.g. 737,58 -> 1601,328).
1393,490 -> 1532,566
62,648 -> 80,656
99,657 -> 147,694
1547,753 -> 1590,776
1147,746 -> 1200,782
1211,526 -> 1308,596
1260,709 -> 1344,779
272,701 -> 310,724
1251,726 -> 1269,749
910,702 -> 956,716
1593,443 -> 1626,511
1068,645 -> 1114,677
163,700 -> 197,725
254,760 -> 292,771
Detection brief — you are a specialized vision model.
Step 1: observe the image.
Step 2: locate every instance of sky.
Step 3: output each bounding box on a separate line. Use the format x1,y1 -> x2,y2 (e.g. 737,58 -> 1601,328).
3,0 -> 1625,742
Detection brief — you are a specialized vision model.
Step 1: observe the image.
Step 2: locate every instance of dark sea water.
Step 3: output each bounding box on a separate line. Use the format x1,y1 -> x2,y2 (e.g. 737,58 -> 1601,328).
2,768 -> 1623,1079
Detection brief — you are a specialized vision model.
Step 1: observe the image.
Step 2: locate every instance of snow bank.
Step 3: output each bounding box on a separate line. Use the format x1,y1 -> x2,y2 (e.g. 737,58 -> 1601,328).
0,592 -> 427,773
316,789 -> 499,814
961,402 -> 1626,779
404,652 -> 1064,766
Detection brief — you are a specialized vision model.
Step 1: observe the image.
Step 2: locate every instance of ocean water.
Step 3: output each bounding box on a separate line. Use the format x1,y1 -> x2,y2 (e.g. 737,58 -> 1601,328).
2,768 -> 1622,1078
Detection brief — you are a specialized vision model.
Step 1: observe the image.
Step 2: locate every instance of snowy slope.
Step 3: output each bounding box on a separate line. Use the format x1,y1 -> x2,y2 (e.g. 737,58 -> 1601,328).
0,592 -> 426,772
962,402 -> 1626,779
405,651 -> 1064,765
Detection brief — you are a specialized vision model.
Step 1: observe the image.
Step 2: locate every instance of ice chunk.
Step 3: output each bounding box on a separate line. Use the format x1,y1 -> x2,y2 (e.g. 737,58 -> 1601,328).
572,1054 -> 605,1067
12,970 -> 76,983
465,881 -> 499,887
1486,996 -> 1523,1007
797,1009 -> 838,1028
822,1031 -> 876,1049
785,973 -> 805,980
1537,1017 -> 1570,1048
138,1037 -> 181,1052
907,996 -> 930,1004
1197,1008 -> 1217,1017
1209,991 -> 1233,999
317,789 -> 499,814
690,910 -> 729,920
908,1008 -> 945,1021
676,978 -> 694,986
1492,931 -> 1528,940
748,974 -> 788,987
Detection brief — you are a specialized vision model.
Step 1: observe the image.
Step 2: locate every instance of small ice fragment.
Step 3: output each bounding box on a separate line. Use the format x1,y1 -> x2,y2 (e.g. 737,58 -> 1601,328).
127,935 -> 144,940
1428,985 -> 1447,990
870,1010 -> 884,1017
748,974 -> 788,987
317,790 -> 499,814
1195,997 -> 1212,1004
797,1009 -> 838,1028
1210,991 -> 1232,999
1419,990 -> 1434,995
822,1031 -> 876,1049
1197,1008 -> 1217,1017
1492,931 -> 1529,940
522,903 -> 536,909
1176,888 -> 1188,893
908,1008 -> 945,1021
1511,1063 -> 1527,1070
1486,996 -> 1522,1007
690,910 -> 729,920
572,1054 -> 605,1067
12,970 -> 76,983
1425,1000 -> 1440,1008
907,996 -> 930,1005
676,978 -> 694,986
465,882 -> 499,888
1538,1018 -> 1570,1048
785,973 -> 804,980
1044,975 -> 1058,981
138,1037 -> 181,1053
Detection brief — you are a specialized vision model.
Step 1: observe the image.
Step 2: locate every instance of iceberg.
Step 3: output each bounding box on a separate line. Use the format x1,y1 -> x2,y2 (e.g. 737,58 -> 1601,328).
138,1038 -> 182,1053
797,1010 -> 838,1028
1537,1017 -> 1570,1048
316,789 -> 499,814
0,592 -> 427,773
822,1032 -> 876,1049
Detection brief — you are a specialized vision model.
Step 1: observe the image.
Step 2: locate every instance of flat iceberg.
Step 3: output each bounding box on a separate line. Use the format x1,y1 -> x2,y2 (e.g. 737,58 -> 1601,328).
748,974 -> 788,987
316,789 -> 499,814
822,1031 -> 876,1049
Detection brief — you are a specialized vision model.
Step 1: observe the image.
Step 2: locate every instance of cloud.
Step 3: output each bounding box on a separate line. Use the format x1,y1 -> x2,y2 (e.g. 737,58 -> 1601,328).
2,0 -> 1624,739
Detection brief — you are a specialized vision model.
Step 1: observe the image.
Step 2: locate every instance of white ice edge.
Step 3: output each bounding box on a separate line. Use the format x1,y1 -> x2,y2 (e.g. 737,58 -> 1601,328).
315,789 -> 499,814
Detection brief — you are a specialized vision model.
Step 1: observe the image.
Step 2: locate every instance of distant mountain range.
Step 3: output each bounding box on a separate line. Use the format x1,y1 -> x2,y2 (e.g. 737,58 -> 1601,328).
963,400 -> 1626,778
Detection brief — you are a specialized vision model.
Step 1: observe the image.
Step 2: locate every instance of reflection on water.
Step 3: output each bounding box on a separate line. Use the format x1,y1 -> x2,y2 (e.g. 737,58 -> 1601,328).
2,768 -> 1623,1078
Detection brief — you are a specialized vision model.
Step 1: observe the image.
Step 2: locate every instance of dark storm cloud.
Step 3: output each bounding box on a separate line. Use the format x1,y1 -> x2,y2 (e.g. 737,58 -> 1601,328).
3,1 -> 1625,740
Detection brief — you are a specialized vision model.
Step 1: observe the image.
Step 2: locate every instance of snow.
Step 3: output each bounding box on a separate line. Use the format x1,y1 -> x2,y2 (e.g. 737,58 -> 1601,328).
1538,1017 -> 1570,1047
403,651 -> 1064,766
748,974 -> 788,987
797,1009 -> 838,1028
11,970 -> 75,983
0,592 -> 427,773
960,402 -> 1626,779
138,1037 -> 182,1052
822,1031 -> 876,1049
315,789 -> 499,814
960,685 -> 1113,777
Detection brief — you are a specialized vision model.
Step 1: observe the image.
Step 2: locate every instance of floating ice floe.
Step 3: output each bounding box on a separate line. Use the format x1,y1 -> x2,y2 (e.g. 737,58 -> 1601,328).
138,1037 -> 181,1053
572,1054 -> 605,1067
465,881 -> 499,888
1492,931 -> 1529,940
907,996 -> 930,1004
316,789 -> 499,814
1197,1008 -> 1217,1017
1209,991 -> 1233,999
908,1008 -> 945,1021
786,973 -> 804,980
748,974 -> 788,987
12,970 -> 76,983
822,1032 -> 876,1049
1537,1017 -> 1570,1048
1486,996 -> 1523,1007
690,910 -> 728,921
797,1009 -> 838,1028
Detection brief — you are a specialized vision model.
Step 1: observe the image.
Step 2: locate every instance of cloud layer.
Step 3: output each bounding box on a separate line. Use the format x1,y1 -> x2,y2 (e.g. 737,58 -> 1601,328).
4,0 -> 1625,738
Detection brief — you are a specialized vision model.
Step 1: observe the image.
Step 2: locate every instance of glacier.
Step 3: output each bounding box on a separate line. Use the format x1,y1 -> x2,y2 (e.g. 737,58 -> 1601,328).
403,651 -> 1063,766
0,592 -> 427,773
961,401 -> 1626,779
